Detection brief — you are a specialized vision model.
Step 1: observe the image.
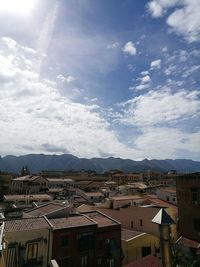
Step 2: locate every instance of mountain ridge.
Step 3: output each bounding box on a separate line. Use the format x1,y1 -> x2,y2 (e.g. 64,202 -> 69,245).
0,154 -> 200,174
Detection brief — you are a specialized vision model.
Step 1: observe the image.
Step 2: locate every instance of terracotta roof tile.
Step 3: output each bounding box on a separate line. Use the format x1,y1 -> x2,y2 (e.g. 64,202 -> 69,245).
4,217 -> 50,232
123,254 -> 161,267
49,215 -> 96,229
83,211 -> 120,228
122,228 -> 144,241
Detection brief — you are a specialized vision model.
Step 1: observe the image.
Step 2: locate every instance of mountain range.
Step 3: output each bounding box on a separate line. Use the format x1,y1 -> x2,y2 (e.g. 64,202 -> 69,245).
0,154 -> 200,174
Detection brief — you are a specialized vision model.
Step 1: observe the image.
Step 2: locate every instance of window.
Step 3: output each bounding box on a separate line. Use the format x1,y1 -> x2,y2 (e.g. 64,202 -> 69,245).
80,255 -> 88,267
191,188 -> 199,205
106,258 -> 115,267
60,235 -> 69,247
193,218 -> 200,232
97,257 -> 102,265
131,221 -> 133,228
97,239 -> 103,250
7,246 -> 17,267
27,242 -> 38,261
58,257 -> 71,267
141,246 -> 151,257
78,232 -> 94,251
140,219 -> 143,226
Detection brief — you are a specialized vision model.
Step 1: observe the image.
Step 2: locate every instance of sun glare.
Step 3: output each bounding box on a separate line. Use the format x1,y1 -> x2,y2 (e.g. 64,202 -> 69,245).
0,0 -> 37,15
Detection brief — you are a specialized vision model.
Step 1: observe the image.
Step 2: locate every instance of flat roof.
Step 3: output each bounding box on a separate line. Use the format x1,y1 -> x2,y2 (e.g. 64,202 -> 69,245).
49,215 -> 96,229
5,217 -> 51,232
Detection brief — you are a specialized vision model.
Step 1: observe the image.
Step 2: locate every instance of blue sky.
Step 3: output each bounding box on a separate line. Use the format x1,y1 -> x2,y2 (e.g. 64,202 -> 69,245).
0,0 -> 200,160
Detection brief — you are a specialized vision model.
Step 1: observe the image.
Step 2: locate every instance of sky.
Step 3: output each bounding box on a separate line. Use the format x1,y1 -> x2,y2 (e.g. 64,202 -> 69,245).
0,0 -> 200,160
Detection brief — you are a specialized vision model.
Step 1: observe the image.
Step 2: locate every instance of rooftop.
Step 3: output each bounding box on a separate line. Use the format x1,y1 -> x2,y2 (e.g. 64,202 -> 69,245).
4,217 -> 51,232
176,236 -> 200,249
123,254 -> 161,267
152,208 -> 175,225
159,188 -> 176,194
27,202 -> 67,217
12,175 -> 42,181
47,178 -> 74,182
84,192 -> 104,197
122,228 -> 144,241
83,211 -> 120,228
49,215 -> 96,229
111,195 -> 144,201
4,194 -> 52,201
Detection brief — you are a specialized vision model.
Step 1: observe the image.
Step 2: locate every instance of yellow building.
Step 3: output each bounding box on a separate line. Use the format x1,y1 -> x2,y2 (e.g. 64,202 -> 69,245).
122,228 -> 160,265
3,217 -> 52,267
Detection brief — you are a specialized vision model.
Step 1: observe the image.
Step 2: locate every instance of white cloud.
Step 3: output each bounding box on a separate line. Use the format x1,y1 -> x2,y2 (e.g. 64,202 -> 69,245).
122,41 -> 137,56
134,127 -> 200,159
164,64 -> 177,76
119,89 -> 200,126
0,36 -> 139,159
141,75 -> 151,84
57,74 -> 75,83
135,84 -> 150,91
141,70 -> 149,76
148,0 -> 200,42
182,65 -> 200,78
107,42 -> 119,49
150,59 -> 161,69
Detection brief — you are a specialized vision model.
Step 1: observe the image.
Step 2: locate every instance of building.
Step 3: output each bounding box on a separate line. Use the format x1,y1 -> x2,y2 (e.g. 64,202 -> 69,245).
49,211 -> 121,267
3,217 -> 52,267
11,176 -> 48,194
121,228 -> 159,265
3,194 -> 53,207
157,188 -> 177,205
176,173 -> 200,242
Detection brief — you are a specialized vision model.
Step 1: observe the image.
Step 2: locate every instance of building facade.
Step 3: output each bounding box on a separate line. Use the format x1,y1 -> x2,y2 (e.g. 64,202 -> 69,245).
176,173 -> 200,242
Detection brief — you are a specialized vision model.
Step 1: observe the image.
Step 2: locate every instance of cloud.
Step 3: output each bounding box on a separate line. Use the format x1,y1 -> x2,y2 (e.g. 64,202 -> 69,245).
122,41 -> 137,56
57,74 -> 75,83
119,89 -> 200,126
147,0 -> 200,42
0,36 -> 139,159
150,59 -> 161,69
134,127 -> 200,159
147,0 -> 180,17
141,70 -> 149,76
182,65 -> 200,78
141,75 -> 151,84
107,42 -> 119,49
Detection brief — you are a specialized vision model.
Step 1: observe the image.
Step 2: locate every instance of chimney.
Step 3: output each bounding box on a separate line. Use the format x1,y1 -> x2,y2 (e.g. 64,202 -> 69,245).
152,208 -> 175,267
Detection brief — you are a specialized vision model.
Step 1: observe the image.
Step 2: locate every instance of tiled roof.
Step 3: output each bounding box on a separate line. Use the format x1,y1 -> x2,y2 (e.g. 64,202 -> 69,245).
4,194 -> 52,201
83,211 -> 120,228
111,195 -> 144,201
12,175 -> 43,181
84,192 -> 104,197
159,188 -> 176,194
123,254 -> 161,267
47,178 -> 74,182
176,236 -> 200,249
4,217 -> 50,232
122,228 -> 144,241
27,203 -> 66,217
49,215 -> 96,229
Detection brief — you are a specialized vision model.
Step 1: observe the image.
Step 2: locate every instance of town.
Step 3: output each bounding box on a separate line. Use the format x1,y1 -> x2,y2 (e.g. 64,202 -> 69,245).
0,167 -> 199,267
